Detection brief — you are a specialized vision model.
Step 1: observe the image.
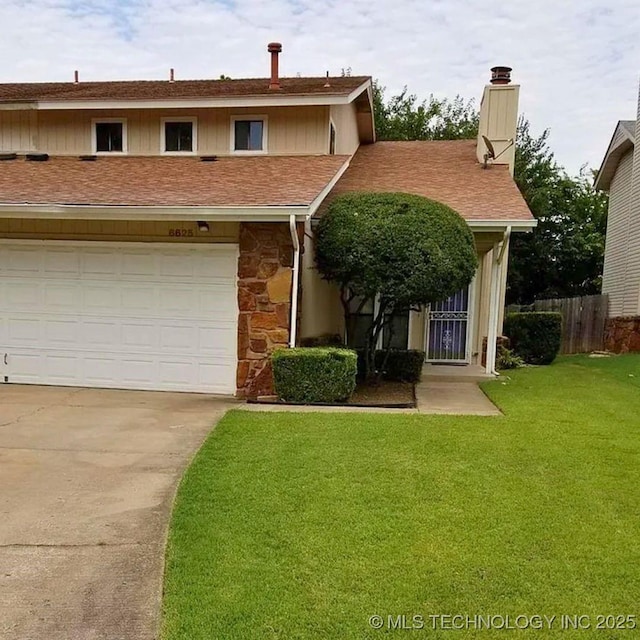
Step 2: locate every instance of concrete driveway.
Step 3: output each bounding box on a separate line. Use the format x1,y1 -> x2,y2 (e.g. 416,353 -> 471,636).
0,384 -> 233,640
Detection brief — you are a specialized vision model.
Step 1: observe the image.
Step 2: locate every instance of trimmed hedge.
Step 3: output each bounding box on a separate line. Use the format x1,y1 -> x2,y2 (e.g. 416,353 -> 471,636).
503,312 -> 562,365
356,349 -> 425,382
272,347 -> 357,403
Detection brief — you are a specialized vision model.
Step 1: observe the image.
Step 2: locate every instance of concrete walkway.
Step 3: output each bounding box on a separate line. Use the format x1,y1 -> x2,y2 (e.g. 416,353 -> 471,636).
0,384 -> 233,640
239,379 -> 501,415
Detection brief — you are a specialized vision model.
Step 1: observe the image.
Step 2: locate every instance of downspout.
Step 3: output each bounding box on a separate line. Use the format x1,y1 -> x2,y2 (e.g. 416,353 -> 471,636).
288,214 -> 301,348
486,226 -> 512,375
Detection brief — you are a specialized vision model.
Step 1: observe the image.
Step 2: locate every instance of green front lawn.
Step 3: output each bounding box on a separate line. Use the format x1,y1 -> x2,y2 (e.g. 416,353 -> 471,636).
162,355 -> 640,639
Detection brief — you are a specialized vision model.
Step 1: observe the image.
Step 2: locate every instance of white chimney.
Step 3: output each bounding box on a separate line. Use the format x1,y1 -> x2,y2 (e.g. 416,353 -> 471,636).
476,66 -> 520,176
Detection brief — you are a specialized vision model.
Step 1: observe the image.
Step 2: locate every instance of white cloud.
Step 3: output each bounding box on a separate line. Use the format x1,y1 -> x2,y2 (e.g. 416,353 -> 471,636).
0,0 -> 638,173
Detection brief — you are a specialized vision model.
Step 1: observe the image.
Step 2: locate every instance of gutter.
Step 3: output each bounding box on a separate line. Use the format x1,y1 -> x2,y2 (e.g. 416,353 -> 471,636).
288,214 -> 301,348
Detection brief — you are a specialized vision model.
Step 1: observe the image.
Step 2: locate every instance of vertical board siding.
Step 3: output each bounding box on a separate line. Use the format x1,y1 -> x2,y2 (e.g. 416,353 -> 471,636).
27,106 -> 330,156
0,110 -> 36,152
0,219 -> 239,243
625,110 -> 640,315
603,149 -> 634,316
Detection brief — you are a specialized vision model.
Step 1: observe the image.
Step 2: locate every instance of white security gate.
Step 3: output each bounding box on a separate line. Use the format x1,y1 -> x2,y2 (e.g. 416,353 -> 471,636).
426,287 -> 471,363
0,241 -> 238,393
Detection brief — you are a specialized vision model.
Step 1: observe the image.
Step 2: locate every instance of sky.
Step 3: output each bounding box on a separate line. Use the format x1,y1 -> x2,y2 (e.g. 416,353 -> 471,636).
0,0 -> 638,175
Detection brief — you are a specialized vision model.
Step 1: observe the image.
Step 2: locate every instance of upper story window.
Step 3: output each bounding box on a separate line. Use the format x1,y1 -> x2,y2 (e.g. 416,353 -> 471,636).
93,119 -> 127,153
329,121 -> 336,155
231,116 -> 267,153
161,117 -> 197,154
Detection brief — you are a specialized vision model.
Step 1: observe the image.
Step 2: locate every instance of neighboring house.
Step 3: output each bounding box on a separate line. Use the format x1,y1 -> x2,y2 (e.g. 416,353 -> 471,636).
595,83 -> 640,352
0,44 -> 534,397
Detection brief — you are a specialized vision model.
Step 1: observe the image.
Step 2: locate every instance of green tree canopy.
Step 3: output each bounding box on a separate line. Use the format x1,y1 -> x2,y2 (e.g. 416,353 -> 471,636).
373,82 -> 609,305
373,82 -> 479,141
316,192 -> 478,377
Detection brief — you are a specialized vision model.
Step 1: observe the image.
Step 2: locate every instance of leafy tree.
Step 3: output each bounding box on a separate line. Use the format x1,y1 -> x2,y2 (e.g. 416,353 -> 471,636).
507,121 -> 609,303
373,82 -> 609,304
373,82 -> 479,141
316,193 -> 478,379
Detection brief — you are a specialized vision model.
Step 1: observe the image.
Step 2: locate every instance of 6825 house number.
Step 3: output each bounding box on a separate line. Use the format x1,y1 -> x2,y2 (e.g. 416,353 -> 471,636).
168,228 -> 194,237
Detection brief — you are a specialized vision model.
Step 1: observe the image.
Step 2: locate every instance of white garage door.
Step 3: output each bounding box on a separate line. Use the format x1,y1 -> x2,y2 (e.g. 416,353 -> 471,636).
0,241 -> 238,394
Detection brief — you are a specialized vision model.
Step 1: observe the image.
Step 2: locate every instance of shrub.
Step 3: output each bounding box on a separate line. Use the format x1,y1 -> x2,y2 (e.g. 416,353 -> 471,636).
299,333 -> 344,348
272,347 -> 357,403
315,192 -> 478,379
355,349 -> 425,382
503,312 -> 562,365
496,345 -> 525,370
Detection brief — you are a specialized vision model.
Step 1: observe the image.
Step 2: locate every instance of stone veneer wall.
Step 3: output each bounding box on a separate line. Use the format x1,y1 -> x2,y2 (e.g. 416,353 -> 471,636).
604,316 -> 640,353
236,222 -> 297,398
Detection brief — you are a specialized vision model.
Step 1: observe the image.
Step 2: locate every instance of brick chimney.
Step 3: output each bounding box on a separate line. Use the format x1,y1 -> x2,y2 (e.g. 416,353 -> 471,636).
476,66 -> 519,176
268,42 -> 282,90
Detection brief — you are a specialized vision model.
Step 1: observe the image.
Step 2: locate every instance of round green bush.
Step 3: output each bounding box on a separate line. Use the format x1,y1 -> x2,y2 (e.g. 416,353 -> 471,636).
272,347 -> 357,403
316,192 -> 478,306
503,312 -> 562,365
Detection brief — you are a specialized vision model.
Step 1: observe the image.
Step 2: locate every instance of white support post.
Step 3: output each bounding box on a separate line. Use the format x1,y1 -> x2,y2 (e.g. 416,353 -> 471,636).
485,226 -> 512,375
485,245 -> 501,375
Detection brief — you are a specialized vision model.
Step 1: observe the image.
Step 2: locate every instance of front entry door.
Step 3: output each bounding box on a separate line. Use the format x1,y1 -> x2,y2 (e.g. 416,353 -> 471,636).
426,287 -> 470,363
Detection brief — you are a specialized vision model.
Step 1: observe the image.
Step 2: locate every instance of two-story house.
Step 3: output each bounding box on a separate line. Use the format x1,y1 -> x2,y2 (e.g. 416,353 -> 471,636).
0,43 -> 533,397
596,82 -> 640,352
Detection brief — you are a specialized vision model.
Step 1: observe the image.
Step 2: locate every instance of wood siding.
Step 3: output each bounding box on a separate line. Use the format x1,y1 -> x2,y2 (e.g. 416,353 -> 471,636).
0,219 -> 239,243
0,106 -> 332,156
330,104 -> 360,155
602,149 -> 634,316
626,114 -> 640,315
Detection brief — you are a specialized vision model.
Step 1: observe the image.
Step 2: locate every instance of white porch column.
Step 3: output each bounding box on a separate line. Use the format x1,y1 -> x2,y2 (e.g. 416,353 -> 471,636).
485,227 -> 512,375
485,244 -> 501,375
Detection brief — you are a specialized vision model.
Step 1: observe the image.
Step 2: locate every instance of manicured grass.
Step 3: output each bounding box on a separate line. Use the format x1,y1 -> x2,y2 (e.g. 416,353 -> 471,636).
162,355 -> 640,639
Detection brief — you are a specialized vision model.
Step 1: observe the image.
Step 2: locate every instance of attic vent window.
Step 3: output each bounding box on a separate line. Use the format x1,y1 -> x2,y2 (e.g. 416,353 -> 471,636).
93,119 -> 127,154
26,153 -> 49,162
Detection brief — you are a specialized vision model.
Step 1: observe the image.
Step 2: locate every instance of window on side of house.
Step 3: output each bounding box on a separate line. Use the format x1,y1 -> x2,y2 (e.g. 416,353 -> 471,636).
329,122 -> 336,155
232,118 -> 266,152
346,293 -> 410,350
94,120 -> 126,153
162,118 -> 196,153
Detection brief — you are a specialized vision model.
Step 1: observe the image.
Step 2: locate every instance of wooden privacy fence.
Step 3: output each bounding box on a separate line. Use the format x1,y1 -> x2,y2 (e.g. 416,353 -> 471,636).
506,294 -> 609,354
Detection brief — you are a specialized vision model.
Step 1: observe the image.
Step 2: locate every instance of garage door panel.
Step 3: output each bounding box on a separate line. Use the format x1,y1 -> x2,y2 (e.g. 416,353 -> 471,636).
81,321 -> 120,347
6,247 -> 41,273
45,320 -> 79,344
8,318 -> 41,343
83,285 -> 119,311
5,282 -> 41,308
1,242 -> 238,393
43,249 -> 81,275
44,283 -> 80,308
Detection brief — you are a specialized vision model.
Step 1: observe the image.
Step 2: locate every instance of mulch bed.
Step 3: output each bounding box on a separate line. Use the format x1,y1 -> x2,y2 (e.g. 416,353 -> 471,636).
347,381 -> 415,407
249,380 -> 416,408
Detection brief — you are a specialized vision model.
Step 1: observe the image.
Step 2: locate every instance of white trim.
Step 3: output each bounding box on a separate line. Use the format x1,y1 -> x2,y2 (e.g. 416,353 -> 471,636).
485,226 -> 511,375
160,116 -> 197,155
91,117 -> 128,155
466,272 -> 478,363
0,202 -> 308,222
17,80 -> 373,111
328,117 -> 336,155
288,215 -> 301,348
308,158 -> 351,217
230,115 -> 268,154
468,219 -> 536,231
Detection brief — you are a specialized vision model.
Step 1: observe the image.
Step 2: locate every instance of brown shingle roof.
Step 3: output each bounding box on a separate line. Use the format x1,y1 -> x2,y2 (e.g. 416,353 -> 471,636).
0,155 -> 349,207
322,140 -> 533,222
0,76 -> 370,102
